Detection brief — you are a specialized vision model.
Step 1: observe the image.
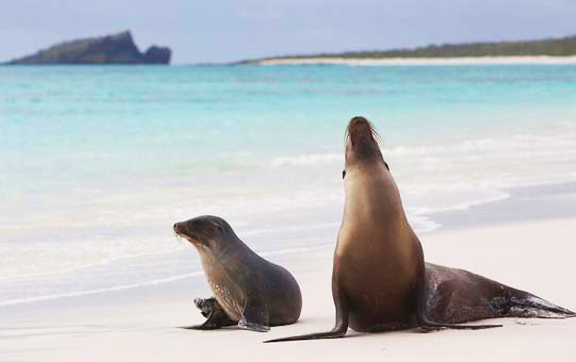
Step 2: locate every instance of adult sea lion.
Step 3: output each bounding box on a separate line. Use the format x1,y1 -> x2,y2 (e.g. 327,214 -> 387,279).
174,215 -> 302,332
267,116 -> 575,342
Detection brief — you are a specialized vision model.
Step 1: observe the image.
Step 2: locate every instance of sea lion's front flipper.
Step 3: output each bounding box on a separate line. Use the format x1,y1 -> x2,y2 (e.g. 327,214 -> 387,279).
194,297 -> 216,318
264,264 -> 350,343
238,298 -> 270,332
180,297 -> 236,330
264,303 -> 349,342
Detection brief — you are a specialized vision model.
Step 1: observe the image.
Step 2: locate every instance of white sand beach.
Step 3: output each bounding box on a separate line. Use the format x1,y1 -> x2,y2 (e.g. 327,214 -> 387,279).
2,211 -> 575,361
3,64 -> 576,362
258,56 -> 576,66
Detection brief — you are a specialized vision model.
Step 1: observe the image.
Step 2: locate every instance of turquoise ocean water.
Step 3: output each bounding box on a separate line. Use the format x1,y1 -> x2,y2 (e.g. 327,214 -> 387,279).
1,65 -> 576,307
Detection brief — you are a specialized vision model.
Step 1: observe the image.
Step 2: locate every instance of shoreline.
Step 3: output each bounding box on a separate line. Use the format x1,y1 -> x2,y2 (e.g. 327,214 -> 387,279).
1,180 -> 576,313
431,180 -> 576,231
257,55 -> 576,66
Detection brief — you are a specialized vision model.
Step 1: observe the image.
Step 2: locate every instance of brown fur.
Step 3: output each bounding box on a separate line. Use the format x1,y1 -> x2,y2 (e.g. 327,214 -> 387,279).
265,116 -> 574,343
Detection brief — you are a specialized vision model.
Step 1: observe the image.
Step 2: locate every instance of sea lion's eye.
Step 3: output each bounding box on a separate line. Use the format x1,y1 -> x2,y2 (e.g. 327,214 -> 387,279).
342,170 -> 346,179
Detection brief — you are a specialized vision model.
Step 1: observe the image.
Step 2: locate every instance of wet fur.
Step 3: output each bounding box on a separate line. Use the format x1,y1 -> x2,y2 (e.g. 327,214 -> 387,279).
174,216 -> 302,332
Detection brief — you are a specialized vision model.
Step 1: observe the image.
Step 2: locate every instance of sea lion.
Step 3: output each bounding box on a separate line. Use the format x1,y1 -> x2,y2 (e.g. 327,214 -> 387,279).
266,116 -> 575,342
173,215 -> 302,332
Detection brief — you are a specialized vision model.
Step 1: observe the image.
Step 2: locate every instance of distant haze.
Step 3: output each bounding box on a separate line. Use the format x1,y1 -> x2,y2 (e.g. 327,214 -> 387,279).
1,0 -> 575,64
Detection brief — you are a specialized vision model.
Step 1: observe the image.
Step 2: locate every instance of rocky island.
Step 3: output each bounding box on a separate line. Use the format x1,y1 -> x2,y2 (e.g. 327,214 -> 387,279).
4,31 -> 171,65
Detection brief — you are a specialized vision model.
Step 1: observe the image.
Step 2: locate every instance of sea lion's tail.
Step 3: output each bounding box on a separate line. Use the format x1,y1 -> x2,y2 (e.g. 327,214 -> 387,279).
504,288 -> 576,319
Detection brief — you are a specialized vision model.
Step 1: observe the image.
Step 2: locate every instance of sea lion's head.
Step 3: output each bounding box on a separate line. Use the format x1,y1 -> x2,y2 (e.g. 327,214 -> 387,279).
343,116 -> 388,178
173,215 -> 235,255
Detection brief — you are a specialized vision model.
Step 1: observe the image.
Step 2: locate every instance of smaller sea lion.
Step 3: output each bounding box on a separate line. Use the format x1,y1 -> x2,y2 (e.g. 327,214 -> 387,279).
174,215 -> 302,332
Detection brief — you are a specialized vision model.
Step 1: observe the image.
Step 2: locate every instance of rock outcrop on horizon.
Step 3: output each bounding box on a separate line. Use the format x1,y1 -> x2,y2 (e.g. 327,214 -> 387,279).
5,31 -> 171,65
143,46 -> 172,64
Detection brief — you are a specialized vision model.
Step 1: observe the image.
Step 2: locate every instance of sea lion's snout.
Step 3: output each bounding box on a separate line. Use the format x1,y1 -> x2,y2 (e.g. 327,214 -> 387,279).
173,216 -> 228,249
345,116 -> 384,164
348,116 -> 371,134
173,222 -> 185,235
173,221 -> 198,244
347,116 -> 376,147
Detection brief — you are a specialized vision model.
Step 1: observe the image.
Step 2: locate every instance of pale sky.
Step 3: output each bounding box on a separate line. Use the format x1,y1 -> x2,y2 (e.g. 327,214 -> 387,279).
1,0 -> 575,64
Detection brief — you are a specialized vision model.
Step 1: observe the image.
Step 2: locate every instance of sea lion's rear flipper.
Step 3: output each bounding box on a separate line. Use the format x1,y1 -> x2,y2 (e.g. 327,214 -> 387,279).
499,289 -> 576,319
180,297 -> 236,330
422,263 -> 575,327
238,298 -> 271,332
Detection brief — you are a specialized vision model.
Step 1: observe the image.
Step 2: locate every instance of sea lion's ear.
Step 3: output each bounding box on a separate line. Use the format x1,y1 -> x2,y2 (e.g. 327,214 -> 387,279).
212,222 -> 223,232
384,162 -> 390,171
342,170 -> 346,179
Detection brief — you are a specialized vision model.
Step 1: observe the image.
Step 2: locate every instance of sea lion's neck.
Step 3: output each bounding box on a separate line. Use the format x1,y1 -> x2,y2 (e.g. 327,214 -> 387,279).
197,235 -> 250,269
340,160 -> 411,246
344,162 -> 403,214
